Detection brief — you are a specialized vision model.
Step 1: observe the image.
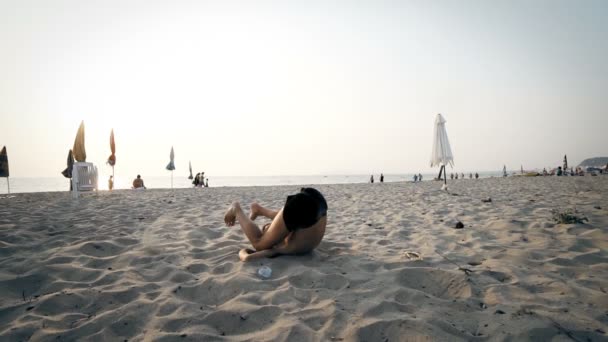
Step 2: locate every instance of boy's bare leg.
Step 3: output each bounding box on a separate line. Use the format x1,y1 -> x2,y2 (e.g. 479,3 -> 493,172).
239,248 -> 280,262
224,202 -> 264,244
249,202 -> 280,221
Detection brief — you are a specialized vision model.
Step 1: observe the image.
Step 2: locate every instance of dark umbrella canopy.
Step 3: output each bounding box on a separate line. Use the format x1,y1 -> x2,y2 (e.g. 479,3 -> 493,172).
166,147 -> 175,171
0,146 -> 8,177
61,149 -> 74,178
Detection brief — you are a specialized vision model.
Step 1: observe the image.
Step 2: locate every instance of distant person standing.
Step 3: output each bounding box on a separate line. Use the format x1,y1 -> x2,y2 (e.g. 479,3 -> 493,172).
455,173 -> 458,180
469,173 -> 472,179
380,173 -> 384,183
108,175 -> 114,191
370,175 -> 374,183
205,178 -> 209,187
475,172 -> 479,179
413,174 -> 418,182
193,172 -> 201,186
461,173 -> 464,179
418,173 -> 422,181
451,173 -> 454,180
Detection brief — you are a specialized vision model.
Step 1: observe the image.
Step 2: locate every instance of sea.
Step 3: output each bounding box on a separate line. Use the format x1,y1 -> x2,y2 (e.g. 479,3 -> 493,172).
0,172 -> 505,195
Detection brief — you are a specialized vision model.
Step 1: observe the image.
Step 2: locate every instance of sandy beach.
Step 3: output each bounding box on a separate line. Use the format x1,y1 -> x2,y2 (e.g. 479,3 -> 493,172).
0,176 -> 607,341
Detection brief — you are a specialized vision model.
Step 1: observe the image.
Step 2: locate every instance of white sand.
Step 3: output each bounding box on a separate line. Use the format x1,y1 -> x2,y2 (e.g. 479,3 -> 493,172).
0,176 -> 607,341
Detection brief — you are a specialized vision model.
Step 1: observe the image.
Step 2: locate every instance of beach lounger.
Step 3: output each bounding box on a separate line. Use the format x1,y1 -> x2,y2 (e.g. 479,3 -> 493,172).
71,162 -> 98,198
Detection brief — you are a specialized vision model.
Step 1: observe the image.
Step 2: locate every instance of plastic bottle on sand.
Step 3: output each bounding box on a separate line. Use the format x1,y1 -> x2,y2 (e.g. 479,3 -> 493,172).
257,266 -> 272,278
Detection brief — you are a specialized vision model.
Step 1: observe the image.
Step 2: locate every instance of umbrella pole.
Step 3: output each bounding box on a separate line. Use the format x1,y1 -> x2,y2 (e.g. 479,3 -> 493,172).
6,177 -> 9,194
443,166 -> 447,185
171,171 -> 173,189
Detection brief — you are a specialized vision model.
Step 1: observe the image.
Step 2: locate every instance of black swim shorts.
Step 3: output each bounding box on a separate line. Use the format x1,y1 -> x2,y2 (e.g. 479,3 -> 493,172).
283,187 -> 328,232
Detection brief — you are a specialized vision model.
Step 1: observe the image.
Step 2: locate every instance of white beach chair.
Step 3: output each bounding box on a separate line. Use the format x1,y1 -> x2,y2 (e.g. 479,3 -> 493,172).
71,162 -> 98,198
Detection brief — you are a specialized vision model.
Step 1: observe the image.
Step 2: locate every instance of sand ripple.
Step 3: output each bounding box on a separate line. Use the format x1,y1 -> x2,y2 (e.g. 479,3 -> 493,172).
0,177 -> 607,341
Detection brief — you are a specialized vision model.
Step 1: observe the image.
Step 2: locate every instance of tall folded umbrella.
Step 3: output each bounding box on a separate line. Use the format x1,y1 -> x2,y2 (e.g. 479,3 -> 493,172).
61,149 -> 74,191
563,155 -> 568,171
166,146 -> 175,188
108,129 -> 116,167
188,161 -> 193,180
430,114 -> 454,189
108,129 -> 116,183
72,121 -> 86,162
0,146 -> 9,194
503,165 -> 507,177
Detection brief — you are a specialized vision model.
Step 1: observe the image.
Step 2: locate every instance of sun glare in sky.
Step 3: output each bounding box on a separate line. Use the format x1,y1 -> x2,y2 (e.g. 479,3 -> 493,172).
1,1 -> 606,180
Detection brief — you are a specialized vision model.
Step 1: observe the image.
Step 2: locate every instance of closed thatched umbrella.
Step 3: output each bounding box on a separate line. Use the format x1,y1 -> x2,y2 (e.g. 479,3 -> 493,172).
72,121 -> 86,162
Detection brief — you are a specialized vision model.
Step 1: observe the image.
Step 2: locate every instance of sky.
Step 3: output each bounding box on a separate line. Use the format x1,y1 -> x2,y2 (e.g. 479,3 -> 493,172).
1,0 -> 607,180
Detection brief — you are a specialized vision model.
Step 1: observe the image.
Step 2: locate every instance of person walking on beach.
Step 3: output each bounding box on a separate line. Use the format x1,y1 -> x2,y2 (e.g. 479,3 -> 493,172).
108,175 -> 114,191
370,175 -> 374,183
193,173 -> 200,186
224,187 -> 328,261
195,172 -> 204,187
380,173 -> 384,183
132,175 -> 146,189
413,174 -> 418,182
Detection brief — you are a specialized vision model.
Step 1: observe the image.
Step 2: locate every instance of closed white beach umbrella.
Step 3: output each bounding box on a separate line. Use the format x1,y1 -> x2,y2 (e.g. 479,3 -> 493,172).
430,113 -> 454,189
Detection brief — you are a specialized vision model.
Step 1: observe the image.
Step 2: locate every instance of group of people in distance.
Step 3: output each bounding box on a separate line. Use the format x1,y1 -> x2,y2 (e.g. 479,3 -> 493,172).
450,172 -> 479,180
370,173 -> 427,183
106,173 -> 209,191
193,172 -> 208,187
107,175 -> 146,190
370,173 -> 386,183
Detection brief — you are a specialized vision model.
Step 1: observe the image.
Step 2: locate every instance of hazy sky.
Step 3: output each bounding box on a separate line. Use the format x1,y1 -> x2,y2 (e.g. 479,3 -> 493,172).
1,0 -> 607,180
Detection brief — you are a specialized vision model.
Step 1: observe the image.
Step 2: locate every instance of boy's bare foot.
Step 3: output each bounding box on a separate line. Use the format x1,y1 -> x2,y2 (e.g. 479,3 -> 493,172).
249,202 -> 262,221
224,202 -> 240,226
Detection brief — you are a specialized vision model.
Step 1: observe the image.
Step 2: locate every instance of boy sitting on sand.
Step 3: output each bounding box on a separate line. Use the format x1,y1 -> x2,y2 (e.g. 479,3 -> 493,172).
224,187 -> 328,261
